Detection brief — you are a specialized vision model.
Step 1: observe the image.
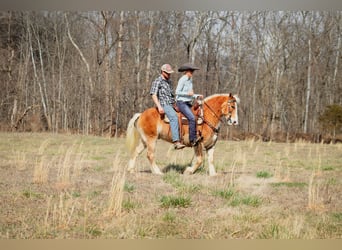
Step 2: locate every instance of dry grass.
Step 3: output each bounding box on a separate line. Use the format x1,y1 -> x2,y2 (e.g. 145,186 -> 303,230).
106,152 -> 126,217
0,132 -> 341,239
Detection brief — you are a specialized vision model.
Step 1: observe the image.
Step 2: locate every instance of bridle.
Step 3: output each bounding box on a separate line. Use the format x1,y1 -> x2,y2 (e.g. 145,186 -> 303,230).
226,99 -> 237,125
200,97 -> 236,133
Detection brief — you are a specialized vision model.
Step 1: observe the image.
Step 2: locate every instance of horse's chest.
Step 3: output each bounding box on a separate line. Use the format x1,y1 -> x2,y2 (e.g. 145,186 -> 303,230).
204,134 -> 218,149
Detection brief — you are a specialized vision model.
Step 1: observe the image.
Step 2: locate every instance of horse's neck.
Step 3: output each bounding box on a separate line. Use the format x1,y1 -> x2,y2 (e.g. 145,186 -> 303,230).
203,96 -> 226,126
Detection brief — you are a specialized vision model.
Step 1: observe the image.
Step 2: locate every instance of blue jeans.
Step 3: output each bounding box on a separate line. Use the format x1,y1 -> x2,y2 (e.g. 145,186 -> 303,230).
163,104 -> 180,142
176,101 -> 196,142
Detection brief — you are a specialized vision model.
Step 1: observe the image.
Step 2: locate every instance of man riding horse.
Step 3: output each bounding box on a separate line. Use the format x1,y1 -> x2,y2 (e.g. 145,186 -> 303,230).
127,75 -> 240,175
150,64 -> 186,150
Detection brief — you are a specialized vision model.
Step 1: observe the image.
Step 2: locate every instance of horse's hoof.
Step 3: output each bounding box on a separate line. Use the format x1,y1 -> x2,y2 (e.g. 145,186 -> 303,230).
183,168 -> 193,175
153,171 -> 164,175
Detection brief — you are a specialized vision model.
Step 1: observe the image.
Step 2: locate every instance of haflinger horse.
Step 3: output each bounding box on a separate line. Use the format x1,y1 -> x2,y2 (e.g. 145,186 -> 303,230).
126,93 -> 239,176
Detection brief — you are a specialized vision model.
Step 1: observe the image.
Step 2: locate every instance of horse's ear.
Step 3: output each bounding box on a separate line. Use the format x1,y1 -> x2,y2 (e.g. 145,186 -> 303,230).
233,94 -> 240,104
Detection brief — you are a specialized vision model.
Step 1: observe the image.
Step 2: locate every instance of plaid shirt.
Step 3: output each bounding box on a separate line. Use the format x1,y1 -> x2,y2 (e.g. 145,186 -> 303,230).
150,75 -> 175,106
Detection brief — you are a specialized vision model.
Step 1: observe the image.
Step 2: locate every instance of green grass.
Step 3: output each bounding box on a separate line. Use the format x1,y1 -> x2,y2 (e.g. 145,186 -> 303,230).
87,190 -> 101,199
122,199 -> 137,211
160,195 -> 191,208
212,188 -> 235,199
91,156 -> 107,161
213,188 -> 262,207
331,212 -> 342,221
258,223 -> 284,239
124,182 -> 135,193
163,171 -> 202,194
22,190 -> 43,199
162,211 -> 177,223
256,171 -> 273,178
229,194 -> 262,207
322,166 -> 335,171
326,178 -> 338,185
72,191 -> 81,198
87,225 -> 102,237
271,182 -> 307,188
163,171 -> 183,188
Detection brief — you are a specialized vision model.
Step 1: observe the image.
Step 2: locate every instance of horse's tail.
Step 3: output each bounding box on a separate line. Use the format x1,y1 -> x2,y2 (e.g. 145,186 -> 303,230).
126,113 -> 141,155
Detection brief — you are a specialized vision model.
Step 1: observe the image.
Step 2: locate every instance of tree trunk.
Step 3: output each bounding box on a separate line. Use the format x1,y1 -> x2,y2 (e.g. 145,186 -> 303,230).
27,16 -> 49,131
114,11 -> 125,137
332,26 -> 340,104
304,38 -> 312,134
145,12 -> 154,92
134,11 -> 142,111
252,45 -> 261,132
65,13 -> 93,135
34,25 -> 52,130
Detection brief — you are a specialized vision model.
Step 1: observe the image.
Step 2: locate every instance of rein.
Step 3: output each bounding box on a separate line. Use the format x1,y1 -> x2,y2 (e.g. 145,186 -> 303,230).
201,100 -> 225,134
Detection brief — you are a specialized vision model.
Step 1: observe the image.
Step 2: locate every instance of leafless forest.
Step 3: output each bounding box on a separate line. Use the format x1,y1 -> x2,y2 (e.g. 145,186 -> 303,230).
0,11 -> 341,140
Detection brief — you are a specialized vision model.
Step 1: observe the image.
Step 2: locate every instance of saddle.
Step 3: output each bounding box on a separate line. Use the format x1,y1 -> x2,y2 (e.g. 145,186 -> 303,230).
161,99 -> 204,144
163,99 -> 203,125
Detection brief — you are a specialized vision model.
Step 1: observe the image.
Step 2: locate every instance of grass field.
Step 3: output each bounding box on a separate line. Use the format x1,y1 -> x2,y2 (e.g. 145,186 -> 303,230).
0,132 -> 341,239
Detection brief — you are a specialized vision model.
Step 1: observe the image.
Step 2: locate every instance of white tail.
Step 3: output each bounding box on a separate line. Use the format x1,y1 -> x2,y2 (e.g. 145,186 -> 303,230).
126,113 -> 141,155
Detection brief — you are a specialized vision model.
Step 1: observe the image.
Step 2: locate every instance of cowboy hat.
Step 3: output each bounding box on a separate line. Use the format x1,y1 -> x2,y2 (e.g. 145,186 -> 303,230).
178,63 -> 200,72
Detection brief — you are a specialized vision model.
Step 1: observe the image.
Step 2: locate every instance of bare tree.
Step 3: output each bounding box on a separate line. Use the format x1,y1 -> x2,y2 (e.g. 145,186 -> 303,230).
1,11 -> 341,140
113,11 -> 125,137
27,13 -> 50,130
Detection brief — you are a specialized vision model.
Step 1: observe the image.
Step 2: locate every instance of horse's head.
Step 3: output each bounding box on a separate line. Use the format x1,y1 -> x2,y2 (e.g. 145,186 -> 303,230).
221,93 -> 239,125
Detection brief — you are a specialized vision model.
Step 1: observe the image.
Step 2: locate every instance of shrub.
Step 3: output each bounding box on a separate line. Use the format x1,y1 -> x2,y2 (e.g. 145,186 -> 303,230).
319,104 -> 342,139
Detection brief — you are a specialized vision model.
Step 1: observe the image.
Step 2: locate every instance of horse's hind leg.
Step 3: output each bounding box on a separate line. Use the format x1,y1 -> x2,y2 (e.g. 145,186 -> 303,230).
127,139 -> 146,173
146,138 -> 163,175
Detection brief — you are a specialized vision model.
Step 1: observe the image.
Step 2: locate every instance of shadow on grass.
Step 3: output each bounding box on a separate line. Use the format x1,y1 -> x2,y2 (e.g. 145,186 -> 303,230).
163,163 -> 189,174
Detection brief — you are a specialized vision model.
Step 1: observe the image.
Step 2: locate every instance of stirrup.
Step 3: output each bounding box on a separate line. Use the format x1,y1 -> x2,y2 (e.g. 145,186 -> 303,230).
191,137 -> 202,147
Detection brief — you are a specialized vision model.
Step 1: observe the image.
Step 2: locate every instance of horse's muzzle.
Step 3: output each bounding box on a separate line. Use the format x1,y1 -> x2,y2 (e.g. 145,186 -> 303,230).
227,116 -> 238,126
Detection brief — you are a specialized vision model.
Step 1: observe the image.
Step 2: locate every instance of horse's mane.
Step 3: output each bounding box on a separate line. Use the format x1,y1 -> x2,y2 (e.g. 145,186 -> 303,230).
204,93 -> 240,103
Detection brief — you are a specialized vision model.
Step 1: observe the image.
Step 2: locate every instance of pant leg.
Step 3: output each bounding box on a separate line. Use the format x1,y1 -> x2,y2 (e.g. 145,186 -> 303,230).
163,104 -> 180,142
177,101 -> 196,142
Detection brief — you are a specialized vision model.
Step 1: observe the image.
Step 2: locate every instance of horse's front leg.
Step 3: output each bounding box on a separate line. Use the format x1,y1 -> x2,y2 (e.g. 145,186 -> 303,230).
184,144 -> 203,175
146,138 -> 163,175
206,146 -> 217,176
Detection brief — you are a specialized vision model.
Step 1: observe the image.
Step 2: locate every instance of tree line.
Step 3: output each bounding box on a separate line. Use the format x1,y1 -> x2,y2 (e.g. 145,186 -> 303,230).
0,11 -> 341,141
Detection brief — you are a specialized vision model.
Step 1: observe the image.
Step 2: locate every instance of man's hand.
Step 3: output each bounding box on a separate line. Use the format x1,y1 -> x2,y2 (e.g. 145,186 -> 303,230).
194,94 -> 203,99
158,106 -> 165,114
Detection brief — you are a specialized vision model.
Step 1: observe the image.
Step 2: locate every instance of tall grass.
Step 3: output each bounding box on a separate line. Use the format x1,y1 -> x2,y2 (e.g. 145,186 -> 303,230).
33,156 -> 50,184
307,170 -> 325,211
307,153 -> 327,211
106,152 -> 126,217
13,151 -> 27,171
44,193 -> 77,232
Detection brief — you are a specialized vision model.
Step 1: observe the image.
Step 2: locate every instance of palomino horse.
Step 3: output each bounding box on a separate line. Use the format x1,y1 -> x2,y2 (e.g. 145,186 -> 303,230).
126,93 -> 239,176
